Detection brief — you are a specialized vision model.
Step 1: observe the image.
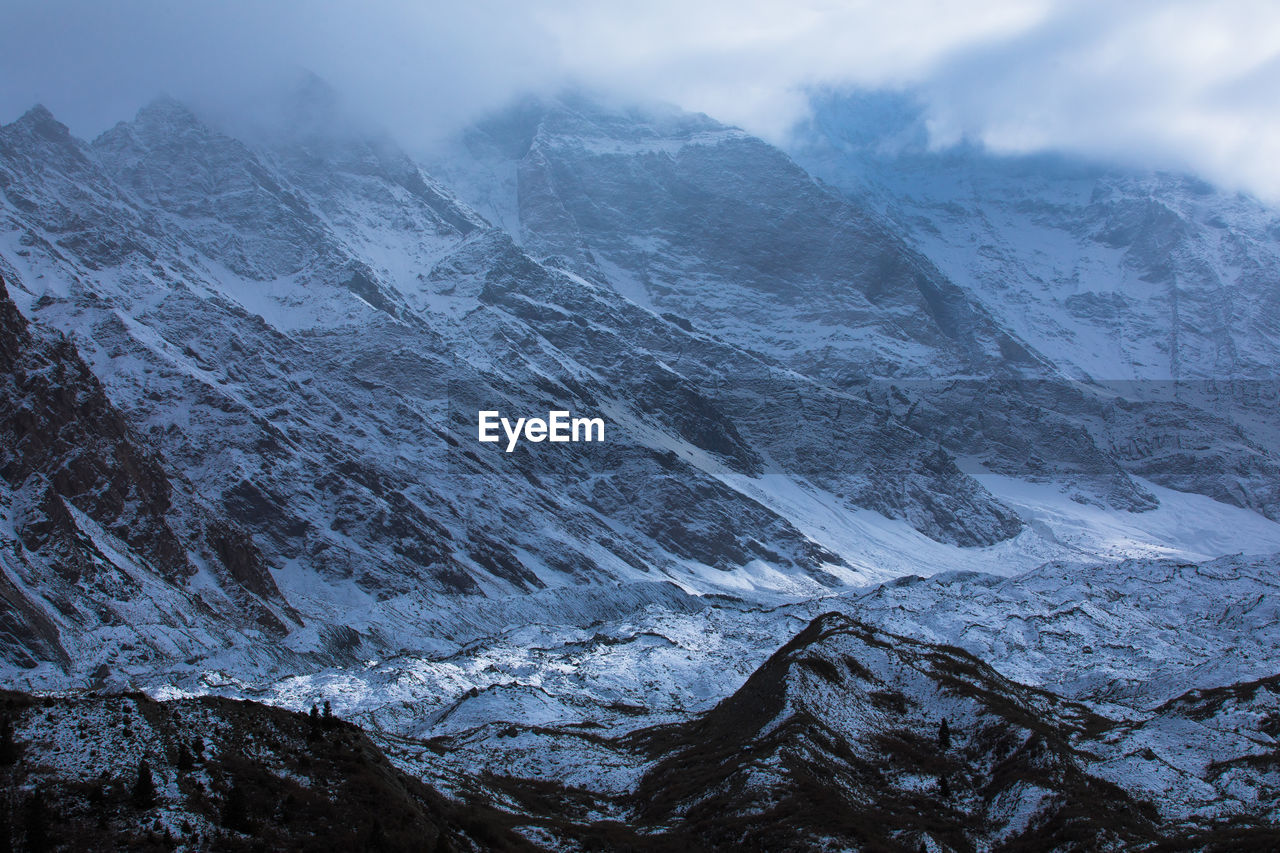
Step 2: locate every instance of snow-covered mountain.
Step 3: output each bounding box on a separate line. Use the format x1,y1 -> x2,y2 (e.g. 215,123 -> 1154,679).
10,553 -> 1280,849
791,91 -> 1280,518
0,87 -> 1093,680
3,90 -> 926,683
435,92 -> 1280,523
3,80 -> 1280,847
792,91 -> 1280,386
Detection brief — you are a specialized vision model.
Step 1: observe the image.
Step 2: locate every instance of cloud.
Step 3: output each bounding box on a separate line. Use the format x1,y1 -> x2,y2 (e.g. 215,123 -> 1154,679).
916,0 -> 1280,198
533,0 -> 1053,139
0,1 -> 559,139
2,0 -> 1280,196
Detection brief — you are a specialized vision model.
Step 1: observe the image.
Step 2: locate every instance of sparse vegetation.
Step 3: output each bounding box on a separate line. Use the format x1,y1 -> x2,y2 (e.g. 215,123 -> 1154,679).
0,690 -> 533,852
0,718 -> 19,766
131,759 -> 155,808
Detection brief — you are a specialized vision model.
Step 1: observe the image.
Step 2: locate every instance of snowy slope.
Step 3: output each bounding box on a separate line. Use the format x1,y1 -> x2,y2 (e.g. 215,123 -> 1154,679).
791,90 -> 1280,520
0,79 -> 1279,846
793,91 -> 1280,385
0,86 -> 1099,689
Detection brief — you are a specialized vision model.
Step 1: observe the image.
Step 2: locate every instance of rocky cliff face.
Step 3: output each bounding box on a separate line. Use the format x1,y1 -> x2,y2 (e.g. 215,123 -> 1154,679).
0,88 -> 1089,681
0,272 -> 286,679
434,94 -> 1280,520
793,91 -> 1280,385
791,91 -> 1280,518
0,273 -> 186,580
2,84 -> 1278,678
2,80 -> 1280,847
437,94 -> 1042,379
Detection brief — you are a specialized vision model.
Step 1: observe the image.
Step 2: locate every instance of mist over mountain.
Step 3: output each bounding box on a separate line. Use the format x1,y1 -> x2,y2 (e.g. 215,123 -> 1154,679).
790,89 -> 1280,384
2,43 -> 1280,849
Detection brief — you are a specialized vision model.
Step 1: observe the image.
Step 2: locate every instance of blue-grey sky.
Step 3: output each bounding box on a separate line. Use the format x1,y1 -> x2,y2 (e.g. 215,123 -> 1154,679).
4,0 -> 1280,197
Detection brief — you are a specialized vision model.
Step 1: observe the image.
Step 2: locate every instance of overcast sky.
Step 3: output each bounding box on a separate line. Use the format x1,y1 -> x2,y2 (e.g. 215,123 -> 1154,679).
4,0 -> 1280,197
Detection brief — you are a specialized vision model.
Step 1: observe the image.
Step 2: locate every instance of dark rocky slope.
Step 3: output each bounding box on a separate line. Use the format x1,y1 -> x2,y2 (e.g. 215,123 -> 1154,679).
0,689 -> 534,852
0,272 -> 289,674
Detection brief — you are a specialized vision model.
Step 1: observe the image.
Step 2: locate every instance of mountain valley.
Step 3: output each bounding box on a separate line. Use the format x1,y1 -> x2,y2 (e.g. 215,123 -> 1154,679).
2,81 -> 1280,848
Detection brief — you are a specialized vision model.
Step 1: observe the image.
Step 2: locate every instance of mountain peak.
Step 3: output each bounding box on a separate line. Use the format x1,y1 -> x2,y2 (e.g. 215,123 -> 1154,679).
133,95 -> 203,130
241,71 -> 355,145
284,70 -> 341,124
88,97 -> 215,158
6,103 -> 73,142
466,91 -> 732,160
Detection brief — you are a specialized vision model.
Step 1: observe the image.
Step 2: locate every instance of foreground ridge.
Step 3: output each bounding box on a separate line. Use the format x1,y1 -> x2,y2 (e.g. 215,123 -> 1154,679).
7,611 -> 1280,850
